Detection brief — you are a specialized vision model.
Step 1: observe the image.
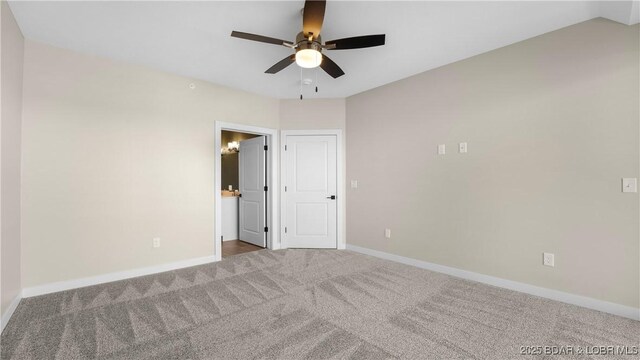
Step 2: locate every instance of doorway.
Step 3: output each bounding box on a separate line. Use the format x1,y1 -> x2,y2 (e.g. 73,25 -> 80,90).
220,131 -> 264,257
215,122 -> 279,261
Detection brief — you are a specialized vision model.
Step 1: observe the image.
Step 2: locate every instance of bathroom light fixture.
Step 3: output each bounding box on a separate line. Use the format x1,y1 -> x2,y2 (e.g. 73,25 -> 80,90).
228,141 -> 240,151
222,141 -> 240,155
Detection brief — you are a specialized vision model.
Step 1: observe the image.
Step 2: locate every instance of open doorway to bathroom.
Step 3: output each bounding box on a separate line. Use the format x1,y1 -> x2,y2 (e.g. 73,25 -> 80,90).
215,121 -> 279,261
220,130 -> 265,257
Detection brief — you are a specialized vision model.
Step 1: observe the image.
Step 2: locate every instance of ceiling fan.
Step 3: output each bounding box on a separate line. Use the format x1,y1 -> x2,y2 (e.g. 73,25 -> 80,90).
230,0 -> 385,79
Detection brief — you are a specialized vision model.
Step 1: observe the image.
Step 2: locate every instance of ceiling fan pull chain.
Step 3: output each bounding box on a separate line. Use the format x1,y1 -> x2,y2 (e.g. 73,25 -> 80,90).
300,67 -> 303,100
315,66 -> 319,93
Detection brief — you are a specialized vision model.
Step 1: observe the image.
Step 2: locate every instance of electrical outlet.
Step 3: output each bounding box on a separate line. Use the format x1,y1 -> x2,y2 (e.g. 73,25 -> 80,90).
351,180 -> 358,189
385,229 -> 391,239
153,237 -> 161,248
438,144 -> 446,155
622,178 -> 637,193
459,142 -> 468,153
543,252 -> 554,267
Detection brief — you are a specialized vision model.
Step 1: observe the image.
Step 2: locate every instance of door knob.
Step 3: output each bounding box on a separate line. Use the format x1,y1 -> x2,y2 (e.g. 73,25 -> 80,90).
326,195 -> 336,200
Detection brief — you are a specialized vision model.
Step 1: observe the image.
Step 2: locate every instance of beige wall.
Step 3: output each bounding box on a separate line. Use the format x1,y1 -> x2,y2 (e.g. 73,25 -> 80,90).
280,98 -> 346,130
21,40 -> 279,288
346,19 -> 639,308
1,0 -> 24,319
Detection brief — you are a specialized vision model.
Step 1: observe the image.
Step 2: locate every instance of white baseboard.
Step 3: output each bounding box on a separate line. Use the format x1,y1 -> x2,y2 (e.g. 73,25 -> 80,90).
1,291 -> 22,333
22,255 -> 218,298
346,244 -> 639,321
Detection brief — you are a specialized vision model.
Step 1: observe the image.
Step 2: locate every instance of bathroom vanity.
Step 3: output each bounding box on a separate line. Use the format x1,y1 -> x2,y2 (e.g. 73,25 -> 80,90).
221,192 -> 238,241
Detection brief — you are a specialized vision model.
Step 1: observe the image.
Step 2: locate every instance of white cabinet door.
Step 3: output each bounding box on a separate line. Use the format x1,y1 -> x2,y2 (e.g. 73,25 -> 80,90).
221,197 -> 238,241
284,135 -> 337,248
239,136 -> 266,247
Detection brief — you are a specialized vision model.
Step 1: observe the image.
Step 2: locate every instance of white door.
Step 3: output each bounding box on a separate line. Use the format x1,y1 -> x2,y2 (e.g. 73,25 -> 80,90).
239,136 -> 266,247
284,135 -> 337,248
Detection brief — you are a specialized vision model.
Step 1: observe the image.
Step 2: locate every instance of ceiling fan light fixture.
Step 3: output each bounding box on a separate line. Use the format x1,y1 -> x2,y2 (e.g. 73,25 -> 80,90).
295,48 -> 322,68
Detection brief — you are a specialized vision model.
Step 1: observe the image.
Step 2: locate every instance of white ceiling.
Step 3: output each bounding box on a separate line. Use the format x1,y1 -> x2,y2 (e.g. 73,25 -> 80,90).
8,1 -> 639,99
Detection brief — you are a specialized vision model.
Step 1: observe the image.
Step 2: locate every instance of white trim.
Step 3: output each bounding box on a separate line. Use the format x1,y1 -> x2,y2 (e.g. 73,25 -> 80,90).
346,244 -> 640,321
280,129 -> 345,250
1,291 -> 22,333
22,255 -> 216,298
214,121 -> 279,262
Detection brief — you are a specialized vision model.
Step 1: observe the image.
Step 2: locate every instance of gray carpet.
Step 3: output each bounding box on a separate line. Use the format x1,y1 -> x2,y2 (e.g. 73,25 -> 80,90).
1,249 -> 638,359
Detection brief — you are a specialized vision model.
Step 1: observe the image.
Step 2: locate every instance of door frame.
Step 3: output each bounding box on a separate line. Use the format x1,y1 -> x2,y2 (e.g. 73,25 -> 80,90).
215,121 -> 279,261
280,129 -> 345,250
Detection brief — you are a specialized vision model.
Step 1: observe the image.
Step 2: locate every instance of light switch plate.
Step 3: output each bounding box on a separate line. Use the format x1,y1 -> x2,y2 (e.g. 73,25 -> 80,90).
459,142 -> 467,153
438,144 -> 446,155
543,252 -> 554,267
384,229 -> 391,239
622,178 -> 637,193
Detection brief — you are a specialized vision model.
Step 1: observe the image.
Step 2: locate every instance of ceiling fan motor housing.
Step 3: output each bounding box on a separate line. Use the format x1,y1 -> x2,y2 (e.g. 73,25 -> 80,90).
296,32 -> 323,53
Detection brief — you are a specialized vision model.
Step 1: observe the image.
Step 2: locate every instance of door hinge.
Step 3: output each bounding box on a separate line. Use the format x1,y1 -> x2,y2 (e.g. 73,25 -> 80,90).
221,235 -> 224,241
284,145 -> 287,151
264,227 -> 269,233
284,227 -> 287,234
264,145 -> 268,151
264,185 -> 268,191
284,186 -> 287,192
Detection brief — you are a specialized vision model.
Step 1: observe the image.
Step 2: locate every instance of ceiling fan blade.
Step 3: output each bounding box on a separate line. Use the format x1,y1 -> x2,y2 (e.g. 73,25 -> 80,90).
303,0 -> 326,39
319,54 -> 345,78
231,31 -> 292,47
265,55 -> 296,74
325,34 -> 386,50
